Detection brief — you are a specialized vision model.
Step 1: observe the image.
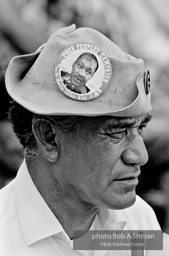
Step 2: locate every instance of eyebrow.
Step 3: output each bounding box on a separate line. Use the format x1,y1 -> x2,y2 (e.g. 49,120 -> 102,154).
79,61 -> 95,72
78,61 -> 84,66
104,114 -> 152,129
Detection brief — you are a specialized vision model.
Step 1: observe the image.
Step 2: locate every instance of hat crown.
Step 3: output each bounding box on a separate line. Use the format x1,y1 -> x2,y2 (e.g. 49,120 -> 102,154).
49,27 -> 127,60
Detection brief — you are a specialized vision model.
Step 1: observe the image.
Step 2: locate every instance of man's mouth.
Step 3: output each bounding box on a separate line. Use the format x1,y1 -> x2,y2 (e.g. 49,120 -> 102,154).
117,175 -> 139,181
112,177 -> 139,188
113,171 -> 141,185
74,75 -> 84,83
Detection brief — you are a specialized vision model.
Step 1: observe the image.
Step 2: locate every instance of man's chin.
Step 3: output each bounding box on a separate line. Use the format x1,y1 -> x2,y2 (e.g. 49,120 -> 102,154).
123,196 -> 136,209
72,82 -> 82,87
108,194 -> 137,210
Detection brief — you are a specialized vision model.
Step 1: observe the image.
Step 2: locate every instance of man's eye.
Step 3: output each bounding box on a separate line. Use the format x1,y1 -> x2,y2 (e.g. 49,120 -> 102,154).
78,64 -> 82,68
86,70 -> 92,75
109,130 -> 126,140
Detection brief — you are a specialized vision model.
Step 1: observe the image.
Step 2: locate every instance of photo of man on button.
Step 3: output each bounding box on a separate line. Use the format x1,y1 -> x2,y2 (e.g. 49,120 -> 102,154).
61,52 -> 99,94
0,24 -> 168,256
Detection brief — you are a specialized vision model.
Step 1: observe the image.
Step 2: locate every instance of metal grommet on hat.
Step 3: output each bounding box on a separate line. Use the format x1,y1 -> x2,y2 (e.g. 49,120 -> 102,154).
143,70 -> 150,94
55,44 -> 112,101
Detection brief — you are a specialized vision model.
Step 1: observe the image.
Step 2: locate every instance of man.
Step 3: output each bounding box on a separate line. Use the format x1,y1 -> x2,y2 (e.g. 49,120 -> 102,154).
61,52 -> 98,94
0,25 -> 168,255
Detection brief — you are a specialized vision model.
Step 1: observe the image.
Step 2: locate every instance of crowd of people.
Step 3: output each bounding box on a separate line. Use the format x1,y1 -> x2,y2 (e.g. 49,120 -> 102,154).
0,0 -> 169,237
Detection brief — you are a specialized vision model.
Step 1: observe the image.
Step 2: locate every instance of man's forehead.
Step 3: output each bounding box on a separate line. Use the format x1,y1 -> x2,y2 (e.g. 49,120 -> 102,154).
79,55 -> 93,61
78,56 -> 96,65
99,114 -> 152,129
80,114 -> 152,134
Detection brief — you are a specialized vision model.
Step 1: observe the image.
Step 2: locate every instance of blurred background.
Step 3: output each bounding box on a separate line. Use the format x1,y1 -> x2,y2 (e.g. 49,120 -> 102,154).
0,0 -> 169,233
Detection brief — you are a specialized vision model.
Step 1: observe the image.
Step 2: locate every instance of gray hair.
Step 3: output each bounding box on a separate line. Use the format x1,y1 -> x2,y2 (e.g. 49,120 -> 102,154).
9,101 -> 83,161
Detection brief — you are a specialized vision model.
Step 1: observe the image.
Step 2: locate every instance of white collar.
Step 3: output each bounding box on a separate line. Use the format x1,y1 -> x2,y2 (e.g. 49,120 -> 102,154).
13,160 -> 65,246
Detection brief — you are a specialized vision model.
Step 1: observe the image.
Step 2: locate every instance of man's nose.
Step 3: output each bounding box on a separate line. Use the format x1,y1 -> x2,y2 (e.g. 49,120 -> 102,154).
122,134 -> 149,166
78,69 -> 85,77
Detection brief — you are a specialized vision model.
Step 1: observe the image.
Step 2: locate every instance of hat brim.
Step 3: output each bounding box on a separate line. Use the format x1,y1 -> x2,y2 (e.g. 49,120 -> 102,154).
5,50 -> 152,117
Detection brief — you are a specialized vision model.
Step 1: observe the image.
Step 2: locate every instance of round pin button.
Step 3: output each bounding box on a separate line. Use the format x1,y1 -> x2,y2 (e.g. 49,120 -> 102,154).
55,43 -> 112,101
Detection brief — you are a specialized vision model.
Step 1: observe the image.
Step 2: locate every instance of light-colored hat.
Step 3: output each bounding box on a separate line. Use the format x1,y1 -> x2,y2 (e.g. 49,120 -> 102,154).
5,24 -> 151,117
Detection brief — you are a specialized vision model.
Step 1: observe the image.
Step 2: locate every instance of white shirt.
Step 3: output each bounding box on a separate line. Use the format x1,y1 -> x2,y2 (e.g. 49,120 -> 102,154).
0,161 -> 168,256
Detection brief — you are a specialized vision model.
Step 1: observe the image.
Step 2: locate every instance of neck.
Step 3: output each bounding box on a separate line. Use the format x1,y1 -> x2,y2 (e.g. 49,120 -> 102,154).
27,156 -> 98,239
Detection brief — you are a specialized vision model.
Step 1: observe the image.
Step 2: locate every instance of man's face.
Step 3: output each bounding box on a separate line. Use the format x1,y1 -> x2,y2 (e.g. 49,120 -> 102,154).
70,55 -> 97,87
57,114 -> 151,210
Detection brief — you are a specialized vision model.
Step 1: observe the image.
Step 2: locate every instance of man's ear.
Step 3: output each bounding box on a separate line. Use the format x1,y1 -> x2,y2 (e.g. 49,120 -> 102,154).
32,118 -> 59,162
